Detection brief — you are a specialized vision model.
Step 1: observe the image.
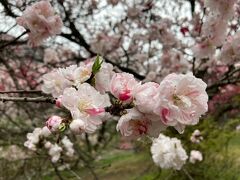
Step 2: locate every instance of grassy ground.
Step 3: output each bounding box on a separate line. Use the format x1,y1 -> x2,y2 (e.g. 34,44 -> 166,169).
46,133 -> 240,180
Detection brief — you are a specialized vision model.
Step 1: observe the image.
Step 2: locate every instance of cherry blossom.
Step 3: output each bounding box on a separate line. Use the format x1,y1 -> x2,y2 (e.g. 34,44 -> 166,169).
151,134 -> 188,170
110,72 -> 139,102
190,129 -> 203,144
16,1 -> 63,46
61,84 -> 110,133
154,73 -> 208,133
46,116 -> 63,132
48,143 -> 63,163
41,70 -> 72,98
133,82 -> 159,114
116,108 -> 166,138
95,62 -> 114,93
189,150 -> 203,164
61,136 -> 74,157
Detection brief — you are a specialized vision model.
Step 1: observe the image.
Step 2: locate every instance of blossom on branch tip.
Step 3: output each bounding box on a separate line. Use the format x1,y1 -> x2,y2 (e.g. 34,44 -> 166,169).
154,73 -> 208,133
46,115 -> 63,132
110,72 -> 139,102
16,1 -> 63,46
61,83 -> 110,133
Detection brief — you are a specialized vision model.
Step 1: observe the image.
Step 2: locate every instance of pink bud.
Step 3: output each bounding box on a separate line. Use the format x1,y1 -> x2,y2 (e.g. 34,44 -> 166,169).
110,72 -> 138,102
119,90 -> 131,101
46,116 -> 62,132
55,95 -> 62,108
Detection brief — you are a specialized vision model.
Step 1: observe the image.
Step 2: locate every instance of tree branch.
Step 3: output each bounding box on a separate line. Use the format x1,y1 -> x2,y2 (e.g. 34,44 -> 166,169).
0,90 -> 42,94
0,96 -> 56,104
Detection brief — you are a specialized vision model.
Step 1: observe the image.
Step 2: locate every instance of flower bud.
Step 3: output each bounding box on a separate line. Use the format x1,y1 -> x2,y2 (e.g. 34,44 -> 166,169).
46,116 -> 62,132
69,119 -> 86,134
55,95 -> 62,108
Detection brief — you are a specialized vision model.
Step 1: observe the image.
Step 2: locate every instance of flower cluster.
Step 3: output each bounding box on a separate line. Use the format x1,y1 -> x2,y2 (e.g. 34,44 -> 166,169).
44,136 -> 74,163
41,60 -> 113,98
115,72 -> 208,139
62,84 -> 110,134
16,1 -> 63,46
45,142 -> 63,163
189,150 -> 203,164
24,127 -> 74,163
30,54 -> 208,169
40,56 -> 208,139
61,136 -> 74,157
24,127 -> 51,151
218,33 -> 240,64
151,134 -> 188,170
190,129 -> 203,144
193,0 -> 237,58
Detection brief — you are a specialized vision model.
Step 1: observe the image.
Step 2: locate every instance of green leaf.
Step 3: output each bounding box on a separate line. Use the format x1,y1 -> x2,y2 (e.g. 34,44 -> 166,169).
92,55 -> 103,75
59,123 -> 66,132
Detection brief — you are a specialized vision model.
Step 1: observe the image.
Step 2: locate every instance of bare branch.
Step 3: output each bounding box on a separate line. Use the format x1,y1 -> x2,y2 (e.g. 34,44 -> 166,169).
0,96 -> 56,104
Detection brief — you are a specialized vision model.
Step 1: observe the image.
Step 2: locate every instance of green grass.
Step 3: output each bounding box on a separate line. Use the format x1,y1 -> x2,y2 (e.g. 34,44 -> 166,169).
47,132 -> 240,180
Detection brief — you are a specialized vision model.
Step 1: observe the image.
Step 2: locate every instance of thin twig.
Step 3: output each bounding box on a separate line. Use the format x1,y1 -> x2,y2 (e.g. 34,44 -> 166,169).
0,31 -> 28,49
0,90 -> 42,94
0,96 -> 56,104
183,168 -> 194,180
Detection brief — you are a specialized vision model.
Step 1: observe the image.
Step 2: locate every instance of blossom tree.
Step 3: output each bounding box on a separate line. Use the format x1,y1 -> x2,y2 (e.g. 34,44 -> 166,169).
0,0 -> 239,179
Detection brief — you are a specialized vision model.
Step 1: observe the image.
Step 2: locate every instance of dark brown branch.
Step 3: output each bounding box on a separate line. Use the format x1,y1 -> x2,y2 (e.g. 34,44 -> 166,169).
0,96 -> 56,104
0,0 -> 17,18
0,31 -> 28,49
0,90 -> 42,94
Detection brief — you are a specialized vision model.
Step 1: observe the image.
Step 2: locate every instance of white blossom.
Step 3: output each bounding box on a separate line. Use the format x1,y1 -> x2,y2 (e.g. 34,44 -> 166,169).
189,150 -> 203,164
151,134 -> 188,170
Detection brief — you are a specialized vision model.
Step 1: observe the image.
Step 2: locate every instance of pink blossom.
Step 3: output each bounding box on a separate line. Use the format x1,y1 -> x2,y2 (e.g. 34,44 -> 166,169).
116,108 -> 165,138
61,83 -> 110,133
205,0 -> 236,19
46,116 -> 62,132
208,85 -> 240,113
55,95 -> 62,108
154,73 -> 208,133
133,82 -> 159,114
16,1 -> 63,46
201,14 -> 228,46
219,32 -> 240,63
73,63 -> 92,87
91,34 -> 122,55
110,73 -> 139,102
44,48 -> 59,63
95,62 -> 114,93
192,39 -> 215,59
41,70 -> 72,98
